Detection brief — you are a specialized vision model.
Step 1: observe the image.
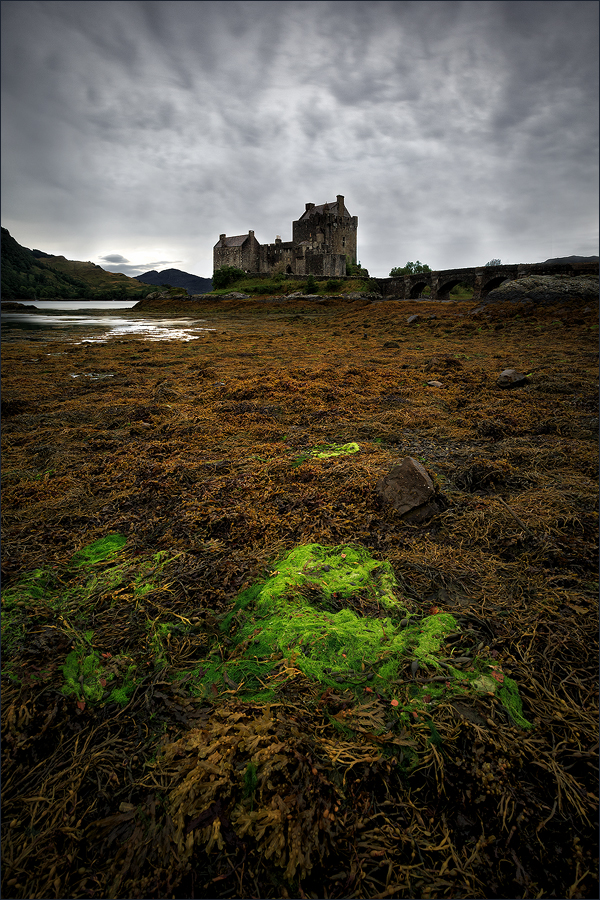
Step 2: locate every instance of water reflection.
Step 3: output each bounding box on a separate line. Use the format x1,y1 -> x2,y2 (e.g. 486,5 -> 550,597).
1,312 -> 216,342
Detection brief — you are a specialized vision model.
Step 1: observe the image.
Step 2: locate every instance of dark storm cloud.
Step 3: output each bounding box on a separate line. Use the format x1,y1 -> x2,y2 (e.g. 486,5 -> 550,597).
1,0 -> 597,275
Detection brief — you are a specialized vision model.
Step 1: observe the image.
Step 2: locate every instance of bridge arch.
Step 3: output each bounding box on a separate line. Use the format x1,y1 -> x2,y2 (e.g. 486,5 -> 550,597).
436,276 -> 470,300
480,274 -> 510,296
408,279 -> 429,299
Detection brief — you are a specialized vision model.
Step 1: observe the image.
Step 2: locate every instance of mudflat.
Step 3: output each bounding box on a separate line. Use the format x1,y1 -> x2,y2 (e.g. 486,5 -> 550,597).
2,295 -> 598,899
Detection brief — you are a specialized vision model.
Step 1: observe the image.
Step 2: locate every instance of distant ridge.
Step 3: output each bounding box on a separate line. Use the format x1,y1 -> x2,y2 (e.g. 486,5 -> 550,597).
135,268 -> 212,295
1,227 -> 152,300
542,255 -> 599,264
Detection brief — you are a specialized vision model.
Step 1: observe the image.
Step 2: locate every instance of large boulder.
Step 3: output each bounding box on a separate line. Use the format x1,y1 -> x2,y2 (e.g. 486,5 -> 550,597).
496,368 -> 528,388
482,275 -> 598,307
376,457 -> 440,522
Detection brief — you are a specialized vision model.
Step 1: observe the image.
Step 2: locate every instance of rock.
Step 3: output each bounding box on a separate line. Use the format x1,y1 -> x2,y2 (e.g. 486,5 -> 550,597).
424,355 -> 463,372
483,275 -> 599,307
427,380 -> 443,387
496,368 -> 528,388
376,457 -> 439,521
407,315 -> 420,324
383,341 -> 400,348
221,292 -> 250,299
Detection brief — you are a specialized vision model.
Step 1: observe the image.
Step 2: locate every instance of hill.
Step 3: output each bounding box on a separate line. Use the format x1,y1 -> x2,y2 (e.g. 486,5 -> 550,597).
135,267 -> 212,294
542,255 -> 599,264
1,228 -> 153,301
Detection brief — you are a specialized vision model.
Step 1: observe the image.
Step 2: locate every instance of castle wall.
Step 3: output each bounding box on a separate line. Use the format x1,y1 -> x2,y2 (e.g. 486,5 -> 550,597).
258,240 -> 296,274
213,232 -> 260,273
213,244 -> 243,271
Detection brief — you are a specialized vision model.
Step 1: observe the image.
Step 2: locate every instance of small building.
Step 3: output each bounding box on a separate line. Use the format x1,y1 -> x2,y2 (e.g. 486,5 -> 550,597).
213,195 -> 358,276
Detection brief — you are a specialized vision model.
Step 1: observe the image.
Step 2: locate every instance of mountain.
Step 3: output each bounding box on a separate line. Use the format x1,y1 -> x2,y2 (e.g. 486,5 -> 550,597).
542,255 -> 599,264
135,268 -> 212,295
1,228 -> 152,300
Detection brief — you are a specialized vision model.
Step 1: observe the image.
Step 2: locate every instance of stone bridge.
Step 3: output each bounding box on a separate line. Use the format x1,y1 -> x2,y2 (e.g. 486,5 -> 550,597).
375,261 -> 598,302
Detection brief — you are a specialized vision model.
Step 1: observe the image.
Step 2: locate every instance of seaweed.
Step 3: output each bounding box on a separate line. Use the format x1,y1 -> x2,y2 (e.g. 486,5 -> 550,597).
1,294 -> 597,899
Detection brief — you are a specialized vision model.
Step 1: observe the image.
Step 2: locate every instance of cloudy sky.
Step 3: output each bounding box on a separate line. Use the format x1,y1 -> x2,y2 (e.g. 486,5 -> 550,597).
1,0 -> 598,278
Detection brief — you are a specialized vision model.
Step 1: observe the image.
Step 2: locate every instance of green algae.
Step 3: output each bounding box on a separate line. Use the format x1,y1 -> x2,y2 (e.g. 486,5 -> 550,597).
292,442 -> 360,467
61,638 -> 138,707
312,442 -> 360,459
71,533 -> 127,568
192,543 -> 532,730
2,535 -> 531,727
1,535 -> 170,706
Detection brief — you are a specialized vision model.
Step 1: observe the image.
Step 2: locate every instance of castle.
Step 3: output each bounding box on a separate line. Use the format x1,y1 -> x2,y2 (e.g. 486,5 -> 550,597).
213,195 -> 357,277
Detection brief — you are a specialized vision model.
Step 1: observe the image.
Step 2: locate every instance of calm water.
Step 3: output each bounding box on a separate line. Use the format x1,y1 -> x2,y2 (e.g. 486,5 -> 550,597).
1,300 -> 216,342
4,300 -> 140,310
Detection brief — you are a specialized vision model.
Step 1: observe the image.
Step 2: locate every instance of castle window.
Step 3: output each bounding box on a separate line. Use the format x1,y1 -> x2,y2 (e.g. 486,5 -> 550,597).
342,237 -> 346,247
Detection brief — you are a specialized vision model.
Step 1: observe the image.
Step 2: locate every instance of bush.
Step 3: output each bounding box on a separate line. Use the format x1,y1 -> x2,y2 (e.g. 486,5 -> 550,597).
212,266 -> 246,290
305,275 -> 318,293
390,261 -> 431,276
325,279 -> 342,292
346,259 -> 369,277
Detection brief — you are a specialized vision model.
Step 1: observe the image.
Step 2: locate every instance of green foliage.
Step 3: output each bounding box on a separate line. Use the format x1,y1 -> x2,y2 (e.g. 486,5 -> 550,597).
449,282 -> 474,299
365,278 -> 382,294
305,275 -> 318,293
212,266 -> 246,289
346,258 -> 369,277
485,259 -> 502,266
325,278 -> 342,292
390,261 -> 432,276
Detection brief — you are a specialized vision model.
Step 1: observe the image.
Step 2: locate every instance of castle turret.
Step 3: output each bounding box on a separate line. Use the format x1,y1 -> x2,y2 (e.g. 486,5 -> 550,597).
337,195 -> 344,215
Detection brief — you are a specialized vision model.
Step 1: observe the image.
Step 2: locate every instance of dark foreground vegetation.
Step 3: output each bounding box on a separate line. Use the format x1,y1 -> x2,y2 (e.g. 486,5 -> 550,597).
1,292 -> 598,899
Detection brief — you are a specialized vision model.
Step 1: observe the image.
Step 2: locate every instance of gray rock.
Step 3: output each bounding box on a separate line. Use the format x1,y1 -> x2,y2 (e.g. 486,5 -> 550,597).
376,457 -> 437,519
407,314 -> 420,324
483,275 -> 599,306
221,292 -> 251,299
496,368 -> 528,388
427,380 -> 443,388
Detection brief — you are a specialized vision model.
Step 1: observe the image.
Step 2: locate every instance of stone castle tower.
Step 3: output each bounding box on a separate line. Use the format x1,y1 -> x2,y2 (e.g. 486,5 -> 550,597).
213,195 -> 357,277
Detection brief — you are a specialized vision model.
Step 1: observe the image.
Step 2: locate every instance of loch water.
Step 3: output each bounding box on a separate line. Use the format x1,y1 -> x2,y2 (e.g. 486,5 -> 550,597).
1,300 -> 216,343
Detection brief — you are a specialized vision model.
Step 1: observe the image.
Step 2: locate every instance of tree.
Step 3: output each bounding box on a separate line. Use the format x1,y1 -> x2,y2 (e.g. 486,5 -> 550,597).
212,266 -> 246,289
346,257 -> 369,277
389,261 -> 431,276
485,259 -> 502,266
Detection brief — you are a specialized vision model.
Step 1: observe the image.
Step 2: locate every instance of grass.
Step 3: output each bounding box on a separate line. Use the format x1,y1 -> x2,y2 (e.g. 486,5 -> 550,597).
208,275 -> 377,296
